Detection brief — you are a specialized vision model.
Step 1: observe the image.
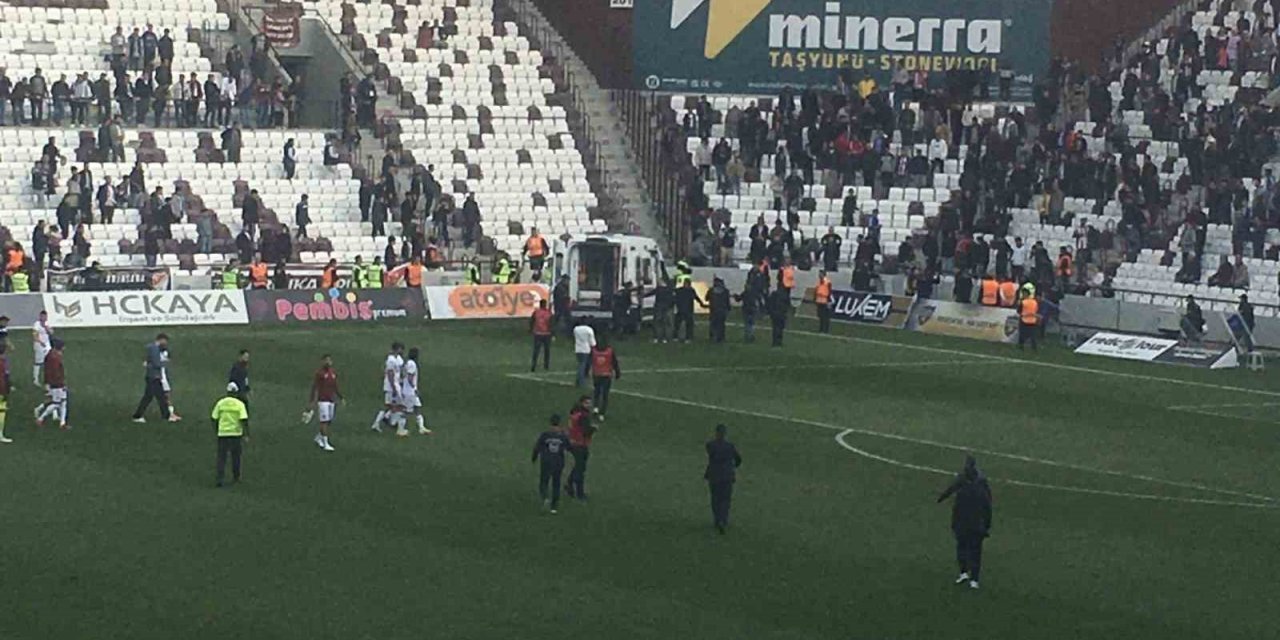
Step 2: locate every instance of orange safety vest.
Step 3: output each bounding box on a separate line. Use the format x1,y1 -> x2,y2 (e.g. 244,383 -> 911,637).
814,278 -> 832,305
1019,298 -> 1039,325
320,267 -> 337,289
998,281 -> 1017,307
980,278 -> 999,305
406,263 -> 424,287
1056,255 -> 1073,278
781,265 -> 795,289
249,263 -> 268,288
531,308 -> 553,335
525,235 -> 545,258
590,347 -> 615,377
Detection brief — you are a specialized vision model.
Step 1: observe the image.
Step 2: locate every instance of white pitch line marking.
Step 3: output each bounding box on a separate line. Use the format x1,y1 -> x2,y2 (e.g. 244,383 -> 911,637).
834,431 -> 1277,510
727,322 -> 1280,401
1169,401 -> 1280,410
508,373 -> 1278,505
524,359 -> 999,377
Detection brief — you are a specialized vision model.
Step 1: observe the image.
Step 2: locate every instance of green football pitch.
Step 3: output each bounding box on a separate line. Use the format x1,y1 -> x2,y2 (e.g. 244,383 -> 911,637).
1,316 -> 1278,640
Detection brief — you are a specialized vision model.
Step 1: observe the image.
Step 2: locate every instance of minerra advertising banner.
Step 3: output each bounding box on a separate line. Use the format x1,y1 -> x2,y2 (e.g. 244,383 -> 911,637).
42,291 -> 248,328
903,299 -> 1018,344
634,0 -> 1053,93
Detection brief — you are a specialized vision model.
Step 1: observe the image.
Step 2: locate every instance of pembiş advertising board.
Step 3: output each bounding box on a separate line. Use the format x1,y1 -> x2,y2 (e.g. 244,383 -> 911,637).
246,289 -> 427,324
42,291 -> 248,328
426,284 -> 550,319
904,299 -> 1018,343
828,289 -> 911,325
634,0 -> 1052,94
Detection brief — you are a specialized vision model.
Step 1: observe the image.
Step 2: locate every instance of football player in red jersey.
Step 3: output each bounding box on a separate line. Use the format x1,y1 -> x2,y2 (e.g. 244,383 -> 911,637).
309,354 -> 343,451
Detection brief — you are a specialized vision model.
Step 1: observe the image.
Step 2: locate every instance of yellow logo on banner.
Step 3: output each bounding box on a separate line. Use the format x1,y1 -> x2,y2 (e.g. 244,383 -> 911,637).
670,0 -> 771,59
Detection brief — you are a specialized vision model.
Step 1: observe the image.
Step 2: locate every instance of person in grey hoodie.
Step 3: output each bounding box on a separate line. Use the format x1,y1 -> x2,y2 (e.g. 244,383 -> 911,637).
937,455 -> 993,590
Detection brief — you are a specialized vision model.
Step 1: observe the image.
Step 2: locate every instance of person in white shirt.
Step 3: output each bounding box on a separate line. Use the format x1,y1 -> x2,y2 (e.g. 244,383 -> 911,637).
370,342 -> 404,433
217,75 -> 237,126
397,347 -> 431,437
1010,236 -> 1028,282
32,310 -> 52,387
572,320 -> 596,388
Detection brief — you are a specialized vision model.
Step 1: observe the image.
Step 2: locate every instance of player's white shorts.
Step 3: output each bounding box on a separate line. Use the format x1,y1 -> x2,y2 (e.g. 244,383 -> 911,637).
34,347 -> 49,365
401,392 -> 422,409
383,390 -> 402,406
48,387 -> 67,404
160,370 -> 171,393
317,401 -> 336,423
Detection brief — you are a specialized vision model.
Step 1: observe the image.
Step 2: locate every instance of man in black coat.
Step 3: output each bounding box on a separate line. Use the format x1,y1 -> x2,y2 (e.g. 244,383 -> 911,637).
673,279 -> 705,343
704,424 -> 742,534
706,277 -> 731,343
766,287 -> 790,347
937,455 -> 993,589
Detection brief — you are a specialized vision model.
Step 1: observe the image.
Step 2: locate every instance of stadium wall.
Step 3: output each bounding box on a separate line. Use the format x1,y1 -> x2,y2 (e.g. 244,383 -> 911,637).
525,0 -> 634,89
1050,0 -> 1185,71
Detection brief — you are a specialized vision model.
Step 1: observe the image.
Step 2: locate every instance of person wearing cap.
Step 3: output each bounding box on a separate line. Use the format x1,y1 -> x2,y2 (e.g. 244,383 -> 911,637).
704,424 -> 741,534
212,381 -> 250,487
531,413 -> 571,513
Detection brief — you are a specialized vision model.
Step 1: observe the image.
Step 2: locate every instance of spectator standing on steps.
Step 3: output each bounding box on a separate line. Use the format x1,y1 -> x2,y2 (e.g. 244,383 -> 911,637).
937,455 -> 993,590
704,423 -> 742,534
282,138 -> 297,180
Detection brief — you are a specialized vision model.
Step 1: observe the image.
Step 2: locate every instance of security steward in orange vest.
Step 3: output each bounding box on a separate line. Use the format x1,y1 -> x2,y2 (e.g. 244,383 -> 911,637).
1055,247 -> 1073,293
589,341 -> 620,420
522,227 -> 549,282
779,258 -> 796,297
404,255 -> 424,288
814,271 -> 834,333
530,299 -> 554,372
1016,291 -> 1040,350
320,259 -> 339,290
997,279 -> 1018,308
979,275 -> 999,306
248,255 -> 269,289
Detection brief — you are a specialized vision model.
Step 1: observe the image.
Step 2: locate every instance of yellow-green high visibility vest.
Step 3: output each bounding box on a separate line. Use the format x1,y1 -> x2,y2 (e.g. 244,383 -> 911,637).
365,264 -> 384,288
10,271 -> 30,292
466,263 -> 481,285
493,258 -> 511,284
211,396 -> 248,437
221,269 -> 239,289
352,265 -> 367,289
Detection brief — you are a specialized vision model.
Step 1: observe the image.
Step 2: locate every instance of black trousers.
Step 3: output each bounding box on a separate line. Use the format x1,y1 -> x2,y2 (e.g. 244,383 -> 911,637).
216,436 -> 243,484
771,315 -> 787,346
592,376 -> 612,415
568,447 -> 590,498
1018,322 -> 1038,349
531,335 -> 551,371
955,532 -> 985,580
709,481 -> 734,528
539,461 -> 564,509
674,312 -> 693,341
817,303 -> 832,333
709,313 -> 727,343
132,377 -> 171,420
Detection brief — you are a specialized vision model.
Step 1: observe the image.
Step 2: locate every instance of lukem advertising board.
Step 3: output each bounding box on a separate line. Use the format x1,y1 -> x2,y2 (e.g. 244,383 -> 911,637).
42,291 -> 248,328
634,0 -> 1052,94
828,289 -> 912,325
425,284 -> 550,319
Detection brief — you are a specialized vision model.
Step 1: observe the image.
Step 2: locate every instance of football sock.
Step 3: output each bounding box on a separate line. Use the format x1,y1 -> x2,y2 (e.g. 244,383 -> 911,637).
56,403 -> 67,425
32,366 -> 40,385
371,410 -> 386,428
39,403 -> 59,422
416,415 -> 425,430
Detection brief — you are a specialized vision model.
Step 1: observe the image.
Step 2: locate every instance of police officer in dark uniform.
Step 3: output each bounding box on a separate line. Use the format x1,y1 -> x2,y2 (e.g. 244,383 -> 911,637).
673,279 -> 706,343
552,274 -> 572,334
645,277 -> 674,343
766,287 -> 791,347
704,423 -> 741,534
937,455 -> 993,590
736,267 -> 767,343
706,277 -> 731,343
532,414 -> 572,514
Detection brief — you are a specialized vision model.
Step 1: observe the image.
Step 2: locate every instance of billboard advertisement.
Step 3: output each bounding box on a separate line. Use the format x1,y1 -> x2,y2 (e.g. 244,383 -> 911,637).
904,299 -> 1018,344
634,0 -> 1053,93
828,289 -> 912,326
425,284 -> 550,320
246,289 -> 427,324
42,291 -> 248,328
1074,331 -> 1238,369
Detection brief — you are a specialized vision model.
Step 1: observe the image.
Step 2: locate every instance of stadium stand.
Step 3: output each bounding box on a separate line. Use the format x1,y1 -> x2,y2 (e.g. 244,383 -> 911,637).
654,0 -> 1280,318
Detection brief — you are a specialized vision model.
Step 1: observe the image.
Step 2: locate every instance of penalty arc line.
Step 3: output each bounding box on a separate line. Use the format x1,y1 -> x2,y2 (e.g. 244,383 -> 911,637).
833,431 -> 1277,510
507,373 -> 1279,506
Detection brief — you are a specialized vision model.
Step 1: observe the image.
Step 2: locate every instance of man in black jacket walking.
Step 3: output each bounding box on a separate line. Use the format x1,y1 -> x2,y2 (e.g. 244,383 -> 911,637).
937,455 -> 993,589
706,277 -> 731,343
704,424 -> 742,534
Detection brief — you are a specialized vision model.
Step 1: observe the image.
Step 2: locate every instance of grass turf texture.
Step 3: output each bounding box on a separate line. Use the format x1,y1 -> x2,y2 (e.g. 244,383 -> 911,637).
0,317 -> 1277,639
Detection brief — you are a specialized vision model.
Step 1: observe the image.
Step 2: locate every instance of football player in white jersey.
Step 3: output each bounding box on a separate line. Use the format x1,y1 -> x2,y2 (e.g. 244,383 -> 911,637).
31,310 -> 51,387
398,347 -> 432,437
370,342 -> 404,433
